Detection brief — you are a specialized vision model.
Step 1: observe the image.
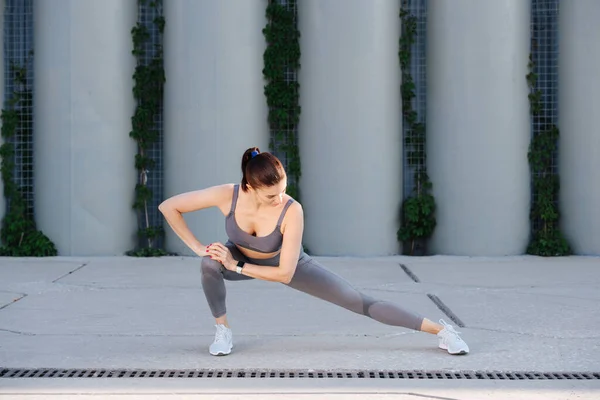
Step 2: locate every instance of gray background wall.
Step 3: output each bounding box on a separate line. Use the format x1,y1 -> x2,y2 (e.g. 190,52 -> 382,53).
298,0 -> 402,256
162,0 -> 270,256
559,0 -> 600,255
0,0 -> 4,228
1,0 -> 599,256
33,0 -> 138,255
426,0 -> 531,256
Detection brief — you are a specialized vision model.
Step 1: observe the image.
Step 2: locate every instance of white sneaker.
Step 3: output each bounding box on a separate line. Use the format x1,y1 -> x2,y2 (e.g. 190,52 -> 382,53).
209,324 -> 233,356
437,319 -> 469,355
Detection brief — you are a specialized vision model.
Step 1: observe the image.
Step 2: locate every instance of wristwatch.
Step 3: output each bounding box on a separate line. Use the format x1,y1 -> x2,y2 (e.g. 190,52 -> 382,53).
235,261 -> 245,274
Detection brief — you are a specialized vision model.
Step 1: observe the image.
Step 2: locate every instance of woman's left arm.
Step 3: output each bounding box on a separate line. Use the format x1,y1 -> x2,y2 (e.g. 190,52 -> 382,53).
207,202 -> 304,284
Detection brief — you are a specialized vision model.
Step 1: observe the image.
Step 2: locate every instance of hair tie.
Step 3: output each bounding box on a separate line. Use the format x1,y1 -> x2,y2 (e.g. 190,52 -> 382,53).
251,150 -> 259,158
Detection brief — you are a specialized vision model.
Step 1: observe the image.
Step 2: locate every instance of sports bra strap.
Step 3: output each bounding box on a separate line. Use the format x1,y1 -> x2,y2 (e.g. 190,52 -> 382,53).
229,184 -> 240,214
276,199 -> 294,227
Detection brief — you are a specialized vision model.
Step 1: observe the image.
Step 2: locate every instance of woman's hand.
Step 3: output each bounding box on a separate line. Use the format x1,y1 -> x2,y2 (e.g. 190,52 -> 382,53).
206,242 -> 236,271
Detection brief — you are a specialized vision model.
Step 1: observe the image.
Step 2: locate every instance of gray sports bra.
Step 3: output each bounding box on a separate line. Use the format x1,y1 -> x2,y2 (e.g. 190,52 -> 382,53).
225,184 -> 294,254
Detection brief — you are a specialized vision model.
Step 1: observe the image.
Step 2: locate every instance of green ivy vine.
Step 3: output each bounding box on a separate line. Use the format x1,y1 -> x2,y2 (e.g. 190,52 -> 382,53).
525,53 -> 571,256
262,0 -> 301,200
127,0 -> 168,257
396,5 -> 436,256
0,56 -> 57,256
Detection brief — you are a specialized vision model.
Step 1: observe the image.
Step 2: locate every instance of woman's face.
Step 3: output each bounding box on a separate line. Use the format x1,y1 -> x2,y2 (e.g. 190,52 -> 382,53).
254,179 -> 287,207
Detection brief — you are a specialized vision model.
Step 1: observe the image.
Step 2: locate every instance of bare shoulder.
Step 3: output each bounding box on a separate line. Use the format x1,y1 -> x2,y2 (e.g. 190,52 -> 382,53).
159,183 -> 236,215
281,200 -> 304,232
288,199 -> 303,215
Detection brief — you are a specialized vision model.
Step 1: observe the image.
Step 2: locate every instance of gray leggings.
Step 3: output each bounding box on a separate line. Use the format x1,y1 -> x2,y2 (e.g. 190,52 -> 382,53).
200,241 -> 424,331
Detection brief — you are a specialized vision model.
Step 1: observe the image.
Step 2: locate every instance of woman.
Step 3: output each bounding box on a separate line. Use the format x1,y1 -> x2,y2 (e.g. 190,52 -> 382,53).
159,147 -> 469,357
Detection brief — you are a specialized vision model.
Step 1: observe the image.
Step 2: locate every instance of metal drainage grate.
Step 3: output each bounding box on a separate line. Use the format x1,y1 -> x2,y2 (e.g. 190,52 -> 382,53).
1,368 -> 599,380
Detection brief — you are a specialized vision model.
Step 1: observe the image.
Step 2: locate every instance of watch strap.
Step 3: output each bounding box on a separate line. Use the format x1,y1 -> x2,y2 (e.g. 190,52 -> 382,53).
235,261 -> 245,274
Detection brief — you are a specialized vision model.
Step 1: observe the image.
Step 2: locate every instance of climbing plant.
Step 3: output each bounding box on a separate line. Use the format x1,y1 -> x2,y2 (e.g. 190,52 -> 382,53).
396,4 -> 436,256
262,0 -> 301,200
525,53 -> 571,256
0,57 -> 57,256
127,0 -> 168,257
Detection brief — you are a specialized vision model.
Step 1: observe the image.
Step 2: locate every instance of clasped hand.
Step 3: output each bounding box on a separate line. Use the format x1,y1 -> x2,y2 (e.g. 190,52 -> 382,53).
205,242 -> 236,271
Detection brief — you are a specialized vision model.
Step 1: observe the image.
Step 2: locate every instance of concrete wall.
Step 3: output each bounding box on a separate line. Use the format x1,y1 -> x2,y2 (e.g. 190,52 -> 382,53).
163,0 -> 269,256
298,0 -> 402,256
0,0 -> 4,231
2,0 -> 598,256
33,0 -> 138,255
559,0 -> 600,255
426,0 -> 531,255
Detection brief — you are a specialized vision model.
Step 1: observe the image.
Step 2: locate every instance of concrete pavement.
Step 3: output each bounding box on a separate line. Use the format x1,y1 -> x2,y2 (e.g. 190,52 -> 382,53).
0,254 -> 599,399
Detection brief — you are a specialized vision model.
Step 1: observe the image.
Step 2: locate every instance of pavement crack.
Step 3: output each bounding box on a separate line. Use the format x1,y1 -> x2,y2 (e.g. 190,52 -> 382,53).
0,328 -> 35,336
469,326 -> 600,340
512,290 -> 600,303
400,263 -> 421,282
0,293 -> 27,311
357,287 -> 421,294
52,263 -> 88,283
406,282 -> 599,291
0,331 -> 417,338
405,393 -> 461,400
427,293 -> 466,328
52,283 -> 203,291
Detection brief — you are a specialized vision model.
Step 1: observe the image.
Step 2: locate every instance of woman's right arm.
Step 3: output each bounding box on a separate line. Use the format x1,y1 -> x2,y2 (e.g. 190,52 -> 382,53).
158,184 -> 233,256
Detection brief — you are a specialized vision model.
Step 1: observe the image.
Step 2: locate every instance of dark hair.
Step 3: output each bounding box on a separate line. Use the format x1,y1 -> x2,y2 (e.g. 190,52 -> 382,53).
241,147 -> 285,192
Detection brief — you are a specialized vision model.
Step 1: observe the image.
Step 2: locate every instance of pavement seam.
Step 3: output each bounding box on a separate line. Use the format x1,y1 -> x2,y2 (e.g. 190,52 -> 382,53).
0,331 -> 418,338
5,329 -> 598,339
52,263 -> 88,283
0,394 -> 454,398
399,264 -> 421,283
426,294 -> 466,328
47,283 -> 201,290
0,293 -> 28,311
0,327 -> 34,336
357,287 -> 422,294
512,290 -> 600,302
467,326 -> 600,339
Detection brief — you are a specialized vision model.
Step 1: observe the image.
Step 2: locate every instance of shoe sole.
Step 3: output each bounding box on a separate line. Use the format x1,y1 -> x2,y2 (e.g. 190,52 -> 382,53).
439,344 -> 468,355
210,345 -> 233,356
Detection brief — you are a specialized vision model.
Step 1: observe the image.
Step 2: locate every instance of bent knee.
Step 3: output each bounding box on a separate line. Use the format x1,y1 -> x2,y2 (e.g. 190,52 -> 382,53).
201,256 -> 223,272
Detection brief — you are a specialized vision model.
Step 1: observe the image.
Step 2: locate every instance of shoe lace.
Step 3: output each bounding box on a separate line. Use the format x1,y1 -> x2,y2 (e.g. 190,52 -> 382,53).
214,325 -> 228,343
439,319 -> 462,339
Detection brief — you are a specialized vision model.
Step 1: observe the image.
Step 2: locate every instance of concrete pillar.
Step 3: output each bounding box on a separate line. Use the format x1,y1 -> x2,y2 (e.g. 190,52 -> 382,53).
426,0 -> 531,255
559,0 -> 600,255
33,0 -> 137,255
163,0 -> 269,255
0,0 -> 5,231
297,0 -> 402,256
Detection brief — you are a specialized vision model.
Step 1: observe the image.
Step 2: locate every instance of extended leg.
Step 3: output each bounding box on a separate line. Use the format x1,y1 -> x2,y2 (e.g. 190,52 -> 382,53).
285,256 -> 470,355
285,256 -> 424,331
